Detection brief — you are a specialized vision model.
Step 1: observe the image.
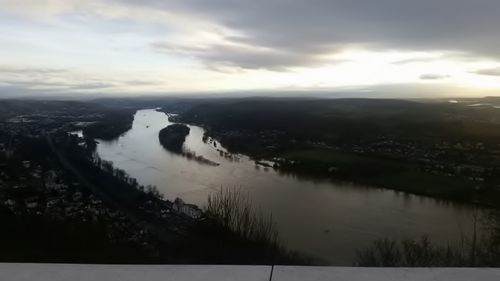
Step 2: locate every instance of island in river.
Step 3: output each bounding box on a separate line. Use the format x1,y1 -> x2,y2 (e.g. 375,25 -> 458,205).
159,122 -> 219,166
159,124 -> 191,153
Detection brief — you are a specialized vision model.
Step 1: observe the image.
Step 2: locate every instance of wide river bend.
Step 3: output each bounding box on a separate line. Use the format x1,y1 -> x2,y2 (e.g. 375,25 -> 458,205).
96,109 -> 479,264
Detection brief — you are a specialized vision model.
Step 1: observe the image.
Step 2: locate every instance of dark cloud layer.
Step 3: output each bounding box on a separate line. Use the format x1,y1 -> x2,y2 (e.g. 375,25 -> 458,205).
420,74 -> 450,80
0,65 -> 117,94
151,42 -> 330,70
0,66 -> 67,75
122,0 -> 500,69
473,67 -> 500,77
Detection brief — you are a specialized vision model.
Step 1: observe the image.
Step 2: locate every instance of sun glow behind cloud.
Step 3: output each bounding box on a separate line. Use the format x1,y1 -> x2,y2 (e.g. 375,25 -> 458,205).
1,0 -> 500,97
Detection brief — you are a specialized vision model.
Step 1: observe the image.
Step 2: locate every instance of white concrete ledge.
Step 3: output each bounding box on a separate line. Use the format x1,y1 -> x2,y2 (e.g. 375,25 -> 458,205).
0,264 -> 271,281
2,264 -> 500,281
273,266 -> 500,281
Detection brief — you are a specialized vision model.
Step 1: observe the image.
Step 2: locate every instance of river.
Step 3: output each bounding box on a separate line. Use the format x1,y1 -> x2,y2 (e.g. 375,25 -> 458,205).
96,109 -> 480,264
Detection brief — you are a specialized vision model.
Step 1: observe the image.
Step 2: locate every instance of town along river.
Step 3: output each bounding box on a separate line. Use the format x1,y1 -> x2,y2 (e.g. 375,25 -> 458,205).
96,109 -> 481,265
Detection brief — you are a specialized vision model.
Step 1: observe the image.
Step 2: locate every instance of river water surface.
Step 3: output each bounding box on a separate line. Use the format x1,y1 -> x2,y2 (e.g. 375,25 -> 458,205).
96,109 -> 480,264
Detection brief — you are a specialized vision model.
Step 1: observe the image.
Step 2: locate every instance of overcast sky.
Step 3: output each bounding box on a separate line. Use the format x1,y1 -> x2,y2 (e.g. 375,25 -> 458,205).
1,0 -> 500,98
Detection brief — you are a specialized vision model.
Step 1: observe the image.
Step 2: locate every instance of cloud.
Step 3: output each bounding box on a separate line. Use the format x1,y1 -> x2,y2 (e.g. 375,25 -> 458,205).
0,79 -> 115,91
68,82 -> 116,90
0,84 -> 43,98
2,0 -> 500,94
420,74 -> 450,80
0,66 -> 67,75
151,41 -> 335,71
0,0 -> 77,18
124,80 -> 164,86
0,65 -> 126,93
4,0 -> 500,70
473,67 -> 500,77
119,0 -> 500,70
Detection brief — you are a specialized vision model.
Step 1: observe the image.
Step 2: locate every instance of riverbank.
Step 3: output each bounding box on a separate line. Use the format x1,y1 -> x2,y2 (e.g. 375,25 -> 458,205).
168,98 -> 500,208
189,128 -> 500,208
83,108 -> 137,140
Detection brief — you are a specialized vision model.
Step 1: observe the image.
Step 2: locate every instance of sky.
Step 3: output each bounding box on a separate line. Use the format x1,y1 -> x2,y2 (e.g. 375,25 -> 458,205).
1,0 -> 500,98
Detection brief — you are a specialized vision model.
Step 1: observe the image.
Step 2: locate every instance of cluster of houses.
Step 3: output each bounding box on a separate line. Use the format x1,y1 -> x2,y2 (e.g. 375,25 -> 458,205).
172,198 -> 202,219
0,160 -> 156,245
359,138 -> 495,180
0,110 -> 105,142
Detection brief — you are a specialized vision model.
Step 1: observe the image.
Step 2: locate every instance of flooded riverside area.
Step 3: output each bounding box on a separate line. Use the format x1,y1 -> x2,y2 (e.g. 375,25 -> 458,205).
96,109 -> 481,264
